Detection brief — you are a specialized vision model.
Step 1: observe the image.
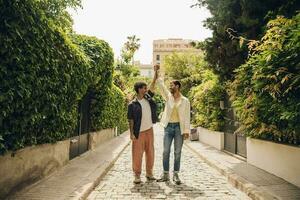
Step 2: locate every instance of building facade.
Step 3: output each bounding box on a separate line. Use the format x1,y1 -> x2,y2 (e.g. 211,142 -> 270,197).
135,61 -> 154,78
139,64 -> 153,78
153,38 -> 202,75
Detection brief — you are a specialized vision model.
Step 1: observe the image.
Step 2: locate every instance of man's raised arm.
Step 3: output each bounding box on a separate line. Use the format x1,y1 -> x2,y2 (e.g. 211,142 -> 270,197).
148,65 -> 159,94
155,66 -> 171,101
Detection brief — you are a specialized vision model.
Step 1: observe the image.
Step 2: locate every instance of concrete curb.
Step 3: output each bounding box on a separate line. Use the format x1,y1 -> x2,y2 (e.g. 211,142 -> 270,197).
69,135 -> 131,200
184,142 -> 277,200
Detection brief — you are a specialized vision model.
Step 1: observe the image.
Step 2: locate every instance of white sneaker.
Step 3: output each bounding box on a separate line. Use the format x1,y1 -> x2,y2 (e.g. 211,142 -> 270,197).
133,175 -> 141,184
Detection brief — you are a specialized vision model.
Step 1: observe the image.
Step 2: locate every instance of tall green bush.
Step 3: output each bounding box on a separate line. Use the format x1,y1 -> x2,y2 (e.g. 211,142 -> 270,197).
229,14 -> 300,144
72,34 -> 114,87
90,84 -> 128,134
0,0 -> 91,154
189,70 -> 225,131
72,35 -> 119,134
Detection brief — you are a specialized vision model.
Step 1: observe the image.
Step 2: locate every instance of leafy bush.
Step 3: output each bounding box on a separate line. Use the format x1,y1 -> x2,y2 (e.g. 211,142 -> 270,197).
37,0 -> 82,31
0,0 -> 91,154
72,34 -> 128,134
164,52 -> 206,96
90,84 -> 128,134
152,94 -> 165,121
229,14 -> 300,144
72,34 -> 114,87
118,64 -> 140,78
189,70 -> 225,131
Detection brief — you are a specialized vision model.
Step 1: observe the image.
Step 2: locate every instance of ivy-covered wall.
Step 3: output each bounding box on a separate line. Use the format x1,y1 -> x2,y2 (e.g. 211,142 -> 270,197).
0,0 -> 128,154
0,0 -> 91,154
90,84 -> 128,134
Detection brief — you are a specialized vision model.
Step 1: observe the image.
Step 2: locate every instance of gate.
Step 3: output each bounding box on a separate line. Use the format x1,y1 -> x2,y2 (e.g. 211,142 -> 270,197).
69,92 -> 91,160
223,93 -> 247,157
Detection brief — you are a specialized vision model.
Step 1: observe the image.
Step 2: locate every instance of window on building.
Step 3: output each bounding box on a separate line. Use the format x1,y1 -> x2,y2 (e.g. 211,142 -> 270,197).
156,54 -> 160,61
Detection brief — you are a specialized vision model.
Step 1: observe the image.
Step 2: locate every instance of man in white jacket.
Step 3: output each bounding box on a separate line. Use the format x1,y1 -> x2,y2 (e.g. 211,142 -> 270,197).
155,65 -> 191,185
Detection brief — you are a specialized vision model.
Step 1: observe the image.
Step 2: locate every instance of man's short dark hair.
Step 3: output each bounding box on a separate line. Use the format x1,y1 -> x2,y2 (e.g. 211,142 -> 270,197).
134,82 -> 147,93
171,80 -> 181,88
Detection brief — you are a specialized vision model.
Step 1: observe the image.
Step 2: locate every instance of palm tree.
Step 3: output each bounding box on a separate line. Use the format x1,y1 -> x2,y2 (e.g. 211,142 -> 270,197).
123,35 -> 140,66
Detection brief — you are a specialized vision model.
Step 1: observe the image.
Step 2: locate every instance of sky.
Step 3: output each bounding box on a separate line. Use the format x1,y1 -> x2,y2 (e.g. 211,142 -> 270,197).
69,0 -> 212,64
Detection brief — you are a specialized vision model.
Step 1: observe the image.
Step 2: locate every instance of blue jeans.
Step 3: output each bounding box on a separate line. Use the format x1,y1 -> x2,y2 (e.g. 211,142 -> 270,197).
163,123 -> 183,172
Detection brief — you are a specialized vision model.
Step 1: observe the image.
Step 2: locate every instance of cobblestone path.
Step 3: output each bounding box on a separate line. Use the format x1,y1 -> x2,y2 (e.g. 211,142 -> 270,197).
87,125 -> 250,200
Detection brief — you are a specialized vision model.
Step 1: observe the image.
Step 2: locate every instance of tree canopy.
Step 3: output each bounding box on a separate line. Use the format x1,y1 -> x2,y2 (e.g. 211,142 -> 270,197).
194,0 -> 300,81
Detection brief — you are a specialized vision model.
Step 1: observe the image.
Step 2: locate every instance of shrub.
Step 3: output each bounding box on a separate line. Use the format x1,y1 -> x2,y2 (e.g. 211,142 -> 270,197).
164,52 -> 206,97
229,14 -> 300,144
0,0 -> 91,154
189,70 -> 225,131
152,93 -> 165,121
71,34 -> 130,135
90,84 -> 128,134
72,34 -> 130,135
71,34 -> 114,87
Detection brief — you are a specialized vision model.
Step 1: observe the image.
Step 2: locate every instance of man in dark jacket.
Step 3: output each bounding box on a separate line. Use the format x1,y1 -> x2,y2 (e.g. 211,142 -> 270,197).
127,68 -> 158,184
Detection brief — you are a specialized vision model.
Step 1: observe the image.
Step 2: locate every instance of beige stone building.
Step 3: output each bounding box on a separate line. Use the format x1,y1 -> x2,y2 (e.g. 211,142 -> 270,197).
153,38 -> 201,75
134,61 -> 154,78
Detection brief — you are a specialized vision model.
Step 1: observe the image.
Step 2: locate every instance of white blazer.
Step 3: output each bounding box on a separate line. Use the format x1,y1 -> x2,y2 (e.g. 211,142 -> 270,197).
157,78 -> 191,135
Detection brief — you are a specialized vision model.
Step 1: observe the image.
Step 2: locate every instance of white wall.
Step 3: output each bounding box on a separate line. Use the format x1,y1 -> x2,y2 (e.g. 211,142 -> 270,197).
247,138 -> 300,188
0,140 -> 70,198
89,128 -> 116,150
197,127 -> 224,150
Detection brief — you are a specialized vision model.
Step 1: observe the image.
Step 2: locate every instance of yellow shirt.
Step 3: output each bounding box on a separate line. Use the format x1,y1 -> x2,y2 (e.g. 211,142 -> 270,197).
169,102 -> 180,123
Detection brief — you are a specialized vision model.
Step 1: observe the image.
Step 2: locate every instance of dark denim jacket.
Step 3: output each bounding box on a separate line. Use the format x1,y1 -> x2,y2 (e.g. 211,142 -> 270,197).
127,91 -> 158,139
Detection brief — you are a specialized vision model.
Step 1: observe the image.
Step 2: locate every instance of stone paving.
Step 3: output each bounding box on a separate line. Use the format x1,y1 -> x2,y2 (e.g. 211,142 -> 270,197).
87,125 -> 250,200
8,132 -> 130,200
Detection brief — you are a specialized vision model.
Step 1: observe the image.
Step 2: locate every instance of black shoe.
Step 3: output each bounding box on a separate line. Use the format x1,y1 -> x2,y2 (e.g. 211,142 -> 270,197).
173,173 -> 182,185
146,175 -> 156,181
157,172 -> 170,182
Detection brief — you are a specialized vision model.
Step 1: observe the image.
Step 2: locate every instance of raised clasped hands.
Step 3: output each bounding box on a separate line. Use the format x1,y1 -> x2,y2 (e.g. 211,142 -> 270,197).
154,64 -> 160,72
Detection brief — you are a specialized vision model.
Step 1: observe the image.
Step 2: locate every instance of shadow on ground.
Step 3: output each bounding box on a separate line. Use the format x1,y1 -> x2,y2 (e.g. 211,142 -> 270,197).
130,180 -> 204,199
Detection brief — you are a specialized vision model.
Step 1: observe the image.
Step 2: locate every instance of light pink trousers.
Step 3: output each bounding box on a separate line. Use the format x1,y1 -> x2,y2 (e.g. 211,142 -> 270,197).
132,128 -> 154,177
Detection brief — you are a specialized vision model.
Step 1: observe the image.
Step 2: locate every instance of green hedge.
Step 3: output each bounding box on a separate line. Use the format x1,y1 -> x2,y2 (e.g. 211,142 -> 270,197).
72,35 -> 122,134
189,70 -> 225,131
71,34 -> 114,87
0,0 -> 91,154
90,84 -> 128,134
71,35 -> 128,134
229,14 -> 300,144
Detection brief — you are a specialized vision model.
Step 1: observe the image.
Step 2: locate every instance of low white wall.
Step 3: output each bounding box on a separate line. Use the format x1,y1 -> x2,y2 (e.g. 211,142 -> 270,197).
197,127 -> 224,150
247,138 -> 300,188
89,128 -> 116,150
0,140 -> 70,198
